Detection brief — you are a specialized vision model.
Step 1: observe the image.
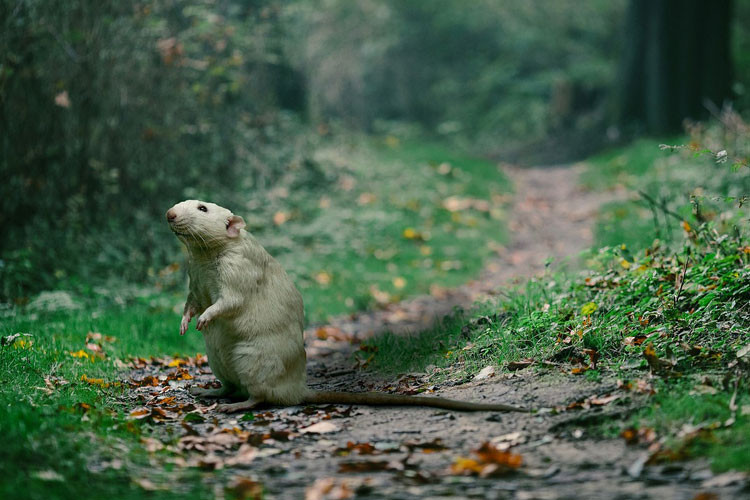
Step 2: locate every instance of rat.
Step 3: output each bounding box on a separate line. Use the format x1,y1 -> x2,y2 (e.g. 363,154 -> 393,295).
166,200 -> 527,413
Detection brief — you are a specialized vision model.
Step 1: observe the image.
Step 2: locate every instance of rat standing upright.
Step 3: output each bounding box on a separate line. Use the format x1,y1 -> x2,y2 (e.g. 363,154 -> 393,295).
166,199 -> 526,413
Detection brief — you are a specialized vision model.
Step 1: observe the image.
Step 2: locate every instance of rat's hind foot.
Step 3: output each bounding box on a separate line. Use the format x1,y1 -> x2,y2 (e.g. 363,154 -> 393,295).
216,399 -> 259,413
190,385 -> 231,398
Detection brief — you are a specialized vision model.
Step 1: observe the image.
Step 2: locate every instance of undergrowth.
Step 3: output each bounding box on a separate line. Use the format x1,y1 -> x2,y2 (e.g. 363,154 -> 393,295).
366,115 -> 750,472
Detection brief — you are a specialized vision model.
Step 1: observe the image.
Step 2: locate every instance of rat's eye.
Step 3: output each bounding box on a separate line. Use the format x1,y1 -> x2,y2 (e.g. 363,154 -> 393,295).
198,205 -> 208,212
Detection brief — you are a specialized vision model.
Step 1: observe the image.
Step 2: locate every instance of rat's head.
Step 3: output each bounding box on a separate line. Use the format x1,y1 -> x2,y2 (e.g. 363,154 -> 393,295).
166,200 -> 246,251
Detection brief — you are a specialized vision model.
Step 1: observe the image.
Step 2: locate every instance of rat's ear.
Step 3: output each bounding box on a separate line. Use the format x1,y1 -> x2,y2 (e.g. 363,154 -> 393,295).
226,215 -> 246,238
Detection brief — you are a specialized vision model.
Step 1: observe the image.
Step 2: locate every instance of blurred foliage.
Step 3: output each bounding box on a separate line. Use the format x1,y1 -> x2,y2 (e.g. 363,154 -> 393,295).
1,0 -> 749,302
587,109 -> 750,250
287,0 -> 625,157
0,0 -> 308,300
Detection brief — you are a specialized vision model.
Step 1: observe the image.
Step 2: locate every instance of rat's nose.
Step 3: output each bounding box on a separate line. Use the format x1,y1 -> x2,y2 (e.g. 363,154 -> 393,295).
166,208 -> 177,222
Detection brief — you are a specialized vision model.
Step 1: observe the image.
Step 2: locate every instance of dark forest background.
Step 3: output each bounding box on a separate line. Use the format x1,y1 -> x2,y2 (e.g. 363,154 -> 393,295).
1,0 -> 747,300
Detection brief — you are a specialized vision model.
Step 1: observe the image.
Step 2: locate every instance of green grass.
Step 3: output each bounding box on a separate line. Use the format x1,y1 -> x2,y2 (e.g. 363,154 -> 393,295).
0,303 -> 212,500
583,135 -> 749,251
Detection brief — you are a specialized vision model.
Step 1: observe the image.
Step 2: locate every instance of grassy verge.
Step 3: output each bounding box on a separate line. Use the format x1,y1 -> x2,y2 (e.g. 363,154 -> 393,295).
0,134 -> 509,499
366,121 -> 750,471
0,303 -> 211,500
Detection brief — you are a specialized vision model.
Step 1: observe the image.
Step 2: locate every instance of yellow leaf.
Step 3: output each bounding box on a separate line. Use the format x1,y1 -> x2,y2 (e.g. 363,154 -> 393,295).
402,228 -> 419,240
13,339 -> 32,349
167,359 -> 186,367
681,220 -> 691,232
80,374 -> 109,388
620,259 -> 631,269
314,271 -> 332,286
581,302 -> 598,315
70,350 -> 90,359
451,457 -> 484,475
385,135 -> 400,148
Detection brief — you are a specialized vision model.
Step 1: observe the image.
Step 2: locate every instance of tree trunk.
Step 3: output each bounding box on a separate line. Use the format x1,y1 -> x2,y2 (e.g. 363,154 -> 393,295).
618,0 -> 732,134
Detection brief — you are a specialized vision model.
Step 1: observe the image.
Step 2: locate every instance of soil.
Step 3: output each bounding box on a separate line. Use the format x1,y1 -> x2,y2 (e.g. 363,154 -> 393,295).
127,165 -> 747,499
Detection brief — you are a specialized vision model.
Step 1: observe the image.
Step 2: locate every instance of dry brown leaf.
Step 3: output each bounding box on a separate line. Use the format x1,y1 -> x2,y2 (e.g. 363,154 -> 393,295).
451,442 -> 522,477
507,359 -> 534,371
643,343 -> 674,371
226,478 -> 263,500
338,460 -> 393,473
335,441 -> 377,456
224,444 -> 259,467
315,326 -> 353,342
305,478 -> 355,500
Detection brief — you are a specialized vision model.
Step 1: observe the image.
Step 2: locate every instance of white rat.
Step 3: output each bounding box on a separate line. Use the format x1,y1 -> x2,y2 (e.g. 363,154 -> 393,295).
166,200 -> 526,413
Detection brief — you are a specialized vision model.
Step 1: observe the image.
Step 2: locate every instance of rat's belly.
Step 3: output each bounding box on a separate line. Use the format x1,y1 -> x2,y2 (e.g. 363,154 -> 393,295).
202,328 -> 242,388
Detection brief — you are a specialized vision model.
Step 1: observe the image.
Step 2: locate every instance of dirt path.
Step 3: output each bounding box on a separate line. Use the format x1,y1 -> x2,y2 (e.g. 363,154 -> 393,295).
127,165 -> 744,499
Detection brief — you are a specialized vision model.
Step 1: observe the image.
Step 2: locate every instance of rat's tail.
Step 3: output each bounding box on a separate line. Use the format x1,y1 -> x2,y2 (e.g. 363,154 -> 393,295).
304,390 -> 528,412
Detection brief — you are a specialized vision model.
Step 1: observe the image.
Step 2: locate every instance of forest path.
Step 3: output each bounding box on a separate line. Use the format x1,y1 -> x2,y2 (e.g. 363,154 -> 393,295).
305,162 -> 610,355
128,165 -> 741,499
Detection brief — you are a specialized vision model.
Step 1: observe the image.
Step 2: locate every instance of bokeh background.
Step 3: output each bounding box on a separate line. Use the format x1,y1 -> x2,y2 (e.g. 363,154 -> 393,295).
1,0 -> 748,318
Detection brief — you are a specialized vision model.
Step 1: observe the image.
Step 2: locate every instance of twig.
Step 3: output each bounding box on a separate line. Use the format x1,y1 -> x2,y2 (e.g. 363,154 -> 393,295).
673,254 -> 689,307
638,190 -> 683,222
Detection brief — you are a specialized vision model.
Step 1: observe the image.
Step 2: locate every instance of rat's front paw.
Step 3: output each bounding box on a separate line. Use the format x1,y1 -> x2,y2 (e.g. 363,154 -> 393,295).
180,315 -> 191,336
196,314 -> 212,331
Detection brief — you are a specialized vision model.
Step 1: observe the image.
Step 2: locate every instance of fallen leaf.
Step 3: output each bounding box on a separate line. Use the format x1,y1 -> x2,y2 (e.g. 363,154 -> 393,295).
80,374 -> 113,388
338,460 -> 392,473
133,478 -> 164,491
451,442 -> 522,477
450,457 -> 484,475
224,444 -> 259,467
129,408 -> 152,419
581,302 -> 598,315
226,478 -> 263,500
583,348 -> 599,368
473,365 -> 496,381
402,228 -> 423,240
507,359 -> 534,370
490,432 -> 526,451
335,441 -> 377,456
273,211 -> 290,226
392,277 -> 407,289
701,471 -> 747,488
314,271 -> 332,286
305,478 -> 355,500
643,343 -> 674,371
404,438 -> 448,453
300,421 -> 339,434
1,333 -> 32,347
140,437 -> 164,453
589,394 -> 621,406
315,326 -> 352,342
623,335 -> 647,346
